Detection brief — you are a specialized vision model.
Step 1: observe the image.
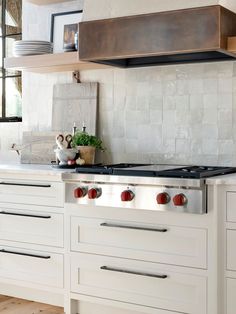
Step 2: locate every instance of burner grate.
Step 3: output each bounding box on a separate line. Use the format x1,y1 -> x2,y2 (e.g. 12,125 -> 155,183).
74,163 -> 236,178
75,163 -> 148,175
157,166 -> 236,178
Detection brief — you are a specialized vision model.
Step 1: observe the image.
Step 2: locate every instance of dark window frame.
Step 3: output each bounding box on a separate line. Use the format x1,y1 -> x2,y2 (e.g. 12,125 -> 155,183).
0,0 -> 22,123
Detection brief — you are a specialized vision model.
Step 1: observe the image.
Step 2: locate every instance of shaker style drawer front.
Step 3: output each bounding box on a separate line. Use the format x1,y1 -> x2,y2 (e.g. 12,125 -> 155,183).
0,180 -> 64,207
227,278 -> 236,314
71,253 -> 207,314
77,300 -> 184,314
226,192 -> 236,222
227,230 -> 236,271
0,208 -> 63,247
0,246 -> 63,288
71,216 -> 207,268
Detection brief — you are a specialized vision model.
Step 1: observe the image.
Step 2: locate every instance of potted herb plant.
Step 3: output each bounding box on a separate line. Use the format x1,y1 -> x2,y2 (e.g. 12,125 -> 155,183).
72,131 -> 104,164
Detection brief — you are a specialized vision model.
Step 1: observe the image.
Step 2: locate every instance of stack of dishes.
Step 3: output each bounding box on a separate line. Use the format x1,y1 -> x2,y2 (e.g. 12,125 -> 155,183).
13,40 -> 53,57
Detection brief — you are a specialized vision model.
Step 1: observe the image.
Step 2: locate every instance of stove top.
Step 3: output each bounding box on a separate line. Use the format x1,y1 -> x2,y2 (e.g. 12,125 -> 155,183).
75,163 -> 236,179
75,163 -> 147,175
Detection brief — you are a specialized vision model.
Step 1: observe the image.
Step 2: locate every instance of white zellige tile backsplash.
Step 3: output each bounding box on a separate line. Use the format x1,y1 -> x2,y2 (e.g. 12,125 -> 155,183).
80,62 -> 236,166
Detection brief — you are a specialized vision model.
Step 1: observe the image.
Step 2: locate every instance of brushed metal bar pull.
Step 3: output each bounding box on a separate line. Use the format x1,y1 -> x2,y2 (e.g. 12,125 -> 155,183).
0,249 -> 51,259
0,211 -> 51,219
100,266 -> 167,279
0,182 -> 51,188
100,222 -> 168,233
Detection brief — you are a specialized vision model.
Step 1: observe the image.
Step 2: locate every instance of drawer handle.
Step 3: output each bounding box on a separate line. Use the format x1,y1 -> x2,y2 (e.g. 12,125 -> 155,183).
0,249 -> 51,259
100,223 -> 168,233
0,182 -> 51,188
0,211 -> 51,219
100,266 -> 167,279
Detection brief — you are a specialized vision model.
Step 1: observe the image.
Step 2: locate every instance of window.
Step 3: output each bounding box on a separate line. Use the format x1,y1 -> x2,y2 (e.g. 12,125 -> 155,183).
1,0 -> 22,122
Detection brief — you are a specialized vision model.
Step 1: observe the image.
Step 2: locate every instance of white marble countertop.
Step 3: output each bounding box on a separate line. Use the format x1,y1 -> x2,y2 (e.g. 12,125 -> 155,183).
0,163 -> 236,185
206,173 -> 236,185
0,164 -> 74,179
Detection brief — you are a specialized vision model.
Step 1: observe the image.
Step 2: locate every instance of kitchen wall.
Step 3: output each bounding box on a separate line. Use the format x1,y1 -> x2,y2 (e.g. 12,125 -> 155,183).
83,0 -> 236,20
6,0 -> 236,166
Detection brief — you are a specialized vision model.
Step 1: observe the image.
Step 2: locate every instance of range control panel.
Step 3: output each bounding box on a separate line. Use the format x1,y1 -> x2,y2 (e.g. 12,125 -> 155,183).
66,182 -> 206,214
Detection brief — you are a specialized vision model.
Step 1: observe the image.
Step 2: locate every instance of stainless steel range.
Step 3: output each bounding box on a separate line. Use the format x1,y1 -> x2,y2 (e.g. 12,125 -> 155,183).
64,164 -> 236,214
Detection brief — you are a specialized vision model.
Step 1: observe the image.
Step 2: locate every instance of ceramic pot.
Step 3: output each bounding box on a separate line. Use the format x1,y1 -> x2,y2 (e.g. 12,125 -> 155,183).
77,146 -> 95,165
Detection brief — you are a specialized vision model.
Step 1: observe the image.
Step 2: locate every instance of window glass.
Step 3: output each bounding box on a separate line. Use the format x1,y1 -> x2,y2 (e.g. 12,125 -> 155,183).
5,35 -> 21,76
1,0 -> 22,121
0,2 -> 2,36
0,78 -> 2,116
6,34 -> 21,58
5,0 -> 22,35
5,77 -> 22,117
0,40 -> 2,77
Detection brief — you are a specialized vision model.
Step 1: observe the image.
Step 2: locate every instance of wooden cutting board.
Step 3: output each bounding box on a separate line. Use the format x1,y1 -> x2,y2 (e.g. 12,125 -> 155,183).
52,82 -> 98,135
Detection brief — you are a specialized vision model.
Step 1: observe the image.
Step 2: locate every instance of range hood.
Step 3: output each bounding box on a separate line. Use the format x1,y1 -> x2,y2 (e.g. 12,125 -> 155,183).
79,5 -> 236,68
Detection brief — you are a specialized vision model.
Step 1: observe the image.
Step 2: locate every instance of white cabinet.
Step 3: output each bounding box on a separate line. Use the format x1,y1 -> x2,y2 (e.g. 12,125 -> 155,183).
66,191 -> 212,314
75,299 -> 184,314
227,230 -> 236,270
218,186 -> 236,314
0,173 -> 65,307
0,207 -> 63,247
0,245 -> 63,288
226,192 -> 236,222
226,278 -> 236,314
0,179 -> 64,207
70,252 -> 207,314
71,216 -> 207,268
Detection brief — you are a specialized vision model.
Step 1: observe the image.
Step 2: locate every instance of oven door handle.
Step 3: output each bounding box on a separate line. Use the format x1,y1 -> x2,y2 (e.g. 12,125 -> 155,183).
0,211 -> 51,219
100,266 -> 167,279
0,249 -> 51,259
100,222 -> 168,233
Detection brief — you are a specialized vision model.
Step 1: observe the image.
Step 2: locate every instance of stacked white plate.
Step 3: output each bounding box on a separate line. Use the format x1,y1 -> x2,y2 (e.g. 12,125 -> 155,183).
13,40 -> 53,57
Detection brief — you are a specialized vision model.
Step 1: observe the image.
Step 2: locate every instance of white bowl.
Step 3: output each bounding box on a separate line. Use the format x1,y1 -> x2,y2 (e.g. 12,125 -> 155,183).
54,148 -> 77,165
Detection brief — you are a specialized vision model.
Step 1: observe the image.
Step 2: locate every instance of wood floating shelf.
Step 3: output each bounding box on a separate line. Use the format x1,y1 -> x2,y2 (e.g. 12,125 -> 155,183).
24,0 -> 73,5
228,37 -> 236,53
4,52 -> 110,73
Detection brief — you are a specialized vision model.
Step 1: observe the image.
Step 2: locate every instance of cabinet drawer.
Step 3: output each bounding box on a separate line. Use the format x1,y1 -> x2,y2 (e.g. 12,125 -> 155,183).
227,278 -> 236,314
71,216 -> 207,268
0,245 -> 63,288
77,300 -> 184,314
227,230 -> 236,270
71,253 -> 207,314
0,179 -> 64,207
226,192 -> 236,222
0,207 -> 63,247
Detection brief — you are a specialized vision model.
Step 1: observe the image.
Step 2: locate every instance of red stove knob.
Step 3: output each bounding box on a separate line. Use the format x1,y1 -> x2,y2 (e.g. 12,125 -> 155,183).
156,192 -> 170,205
121,190 -> 134,202
88,188 -> 101,199
74,187 -> 87,198
173,194 -> 187,206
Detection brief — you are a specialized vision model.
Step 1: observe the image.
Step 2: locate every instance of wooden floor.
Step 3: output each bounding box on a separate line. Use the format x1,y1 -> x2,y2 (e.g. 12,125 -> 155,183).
0,295 -> 64,314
